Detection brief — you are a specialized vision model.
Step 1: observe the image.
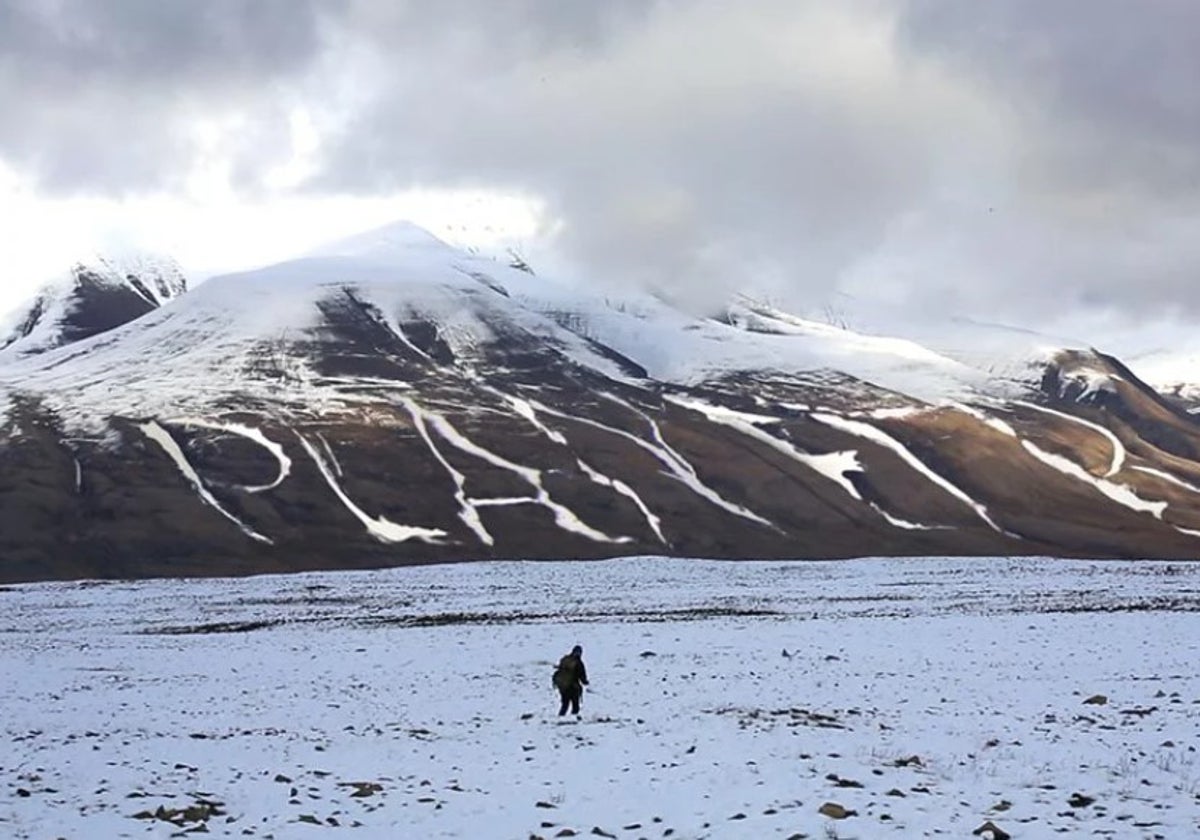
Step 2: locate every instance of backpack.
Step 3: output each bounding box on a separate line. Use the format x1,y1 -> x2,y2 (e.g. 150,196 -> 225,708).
551,655 -> 576,690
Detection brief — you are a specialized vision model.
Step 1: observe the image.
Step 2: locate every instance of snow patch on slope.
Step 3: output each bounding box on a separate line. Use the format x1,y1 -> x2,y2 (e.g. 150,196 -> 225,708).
666,396 -> 863,501
297,433 -> 446,545
404,398 -> 631,545
179,418 -> 292,494
138,421 -> 272,544
1021,441 -> 1166,518
1015,401 -> 1125,476
1132,465 -> 1200,496
951,403 -> 1018,437
812,412 -> 1006,534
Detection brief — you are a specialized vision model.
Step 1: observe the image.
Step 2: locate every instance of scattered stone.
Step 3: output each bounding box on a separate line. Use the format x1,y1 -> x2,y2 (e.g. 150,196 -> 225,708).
991,800 -> 1012,812
536,801 -> 557,809
273,775 -> 291,784
555,830 -> 577,838
339,781 -> 383,798
972,819 -> 1011,840
1067,793 -> 1095,808
1082,695 -> 1108,706
590,828 -> 616,838
640,651 -> 657,658
885,789 -> 906,797
892,755 -> 923,767
818,802 -> 856,819
132,801 -> 225,828
1120,706 -> 1158,718
297,814 -> 321,825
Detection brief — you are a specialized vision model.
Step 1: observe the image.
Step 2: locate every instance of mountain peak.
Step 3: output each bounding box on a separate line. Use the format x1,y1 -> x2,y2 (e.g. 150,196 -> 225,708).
1,251 -> 187,356
7,224 -> 1200,578
304,220 -> 454,264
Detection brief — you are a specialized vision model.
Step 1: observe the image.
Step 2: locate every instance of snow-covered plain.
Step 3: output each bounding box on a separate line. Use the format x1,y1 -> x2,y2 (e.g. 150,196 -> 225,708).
2,556 -> 1199,839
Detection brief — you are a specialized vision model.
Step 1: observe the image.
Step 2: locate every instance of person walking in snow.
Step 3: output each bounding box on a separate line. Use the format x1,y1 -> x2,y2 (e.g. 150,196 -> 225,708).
552,644 -> 589,717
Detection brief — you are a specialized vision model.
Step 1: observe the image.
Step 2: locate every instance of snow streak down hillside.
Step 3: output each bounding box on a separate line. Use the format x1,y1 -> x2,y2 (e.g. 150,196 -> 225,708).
7,220 -> 1200,574
3,556 -> 1200,839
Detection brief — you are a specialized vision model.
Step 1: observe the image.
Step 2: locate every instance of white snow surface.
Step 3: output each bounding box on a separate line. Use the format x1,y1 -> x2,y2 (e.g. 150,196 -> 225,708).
0,222 -> 1046,424
3,556 -> 1200,839
296,433 -> 448,545
666,395 -> 864,502
1016,401 -> 1126,477
178,418 -> 292,494
401,397 -> 630,546
1133,465 -> 1200,496
0,252 -> 186,356
1020,441 -> 1169,519
951,402 -> 1019,437
137,421 -> 272,545
811,412 -> 1006,534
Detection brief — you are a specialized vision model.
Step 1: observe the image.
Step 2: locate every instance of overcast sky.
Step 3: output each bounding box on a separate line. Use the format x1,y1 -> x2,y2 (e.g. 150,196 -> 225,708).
1,0 -> 1198,346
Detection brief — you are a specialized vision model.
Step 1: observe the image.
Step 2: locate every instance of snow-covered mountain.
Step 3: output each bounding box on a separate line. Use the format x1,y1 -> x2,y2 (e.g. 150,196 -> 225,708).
4,221 -> 1200,582
1,252 -> 186,356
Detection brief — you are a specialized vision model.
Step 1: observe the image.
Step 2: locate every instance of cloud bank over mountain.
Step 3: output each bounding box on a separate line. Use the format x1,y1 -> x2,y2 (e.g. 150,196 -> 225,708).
2,0 -> 1199,330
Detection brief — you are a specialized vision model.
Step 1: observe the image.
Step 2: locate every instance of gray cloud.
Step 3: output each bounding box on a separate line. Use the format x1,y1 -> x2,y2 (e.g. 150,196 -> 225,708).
900,0 -> 1200,196
2,0 -> 1200,329
883,0 -> 1200,322
317,1 -> 988,313
0,0 -> 330,191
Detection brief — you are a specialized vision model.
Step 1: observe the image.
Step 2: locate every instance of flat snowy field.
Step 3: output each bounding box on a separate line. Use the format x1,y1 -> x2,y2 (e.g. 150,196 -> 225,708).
2,557 -> 1199,839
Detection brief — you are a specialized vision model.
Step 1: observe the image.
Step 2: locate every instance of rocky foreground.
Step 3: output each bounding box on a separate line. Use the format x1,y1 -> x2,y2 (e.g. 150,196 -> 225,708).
2,556 -> 1199,838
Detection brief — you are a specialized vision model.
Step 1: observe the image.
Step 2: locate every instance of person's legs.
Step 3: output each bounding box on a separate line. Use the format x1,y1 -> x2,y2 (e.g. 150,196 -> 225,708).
570,688 -> 581,716
558,691 -> 570,716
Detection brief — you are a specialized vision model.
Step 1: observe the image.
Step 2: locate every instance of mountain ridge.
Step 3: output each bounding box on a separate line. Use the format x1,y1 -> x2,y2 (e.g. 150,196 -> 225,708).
4,221 -> 1200,582
1,252 -> 187,357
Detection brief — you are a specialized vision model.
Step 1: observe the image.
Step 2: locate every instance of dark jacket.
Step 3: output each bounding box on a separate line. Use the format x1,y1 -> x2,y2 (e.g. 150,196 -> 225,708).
553,652 -> 588,692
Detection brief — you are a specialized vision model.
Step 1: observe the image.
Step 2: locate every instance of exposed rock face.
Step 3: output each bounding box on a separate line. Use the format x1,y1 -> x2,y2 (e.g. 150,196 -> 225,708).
4,225 -> 1200,582
2,254 -> 187,355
